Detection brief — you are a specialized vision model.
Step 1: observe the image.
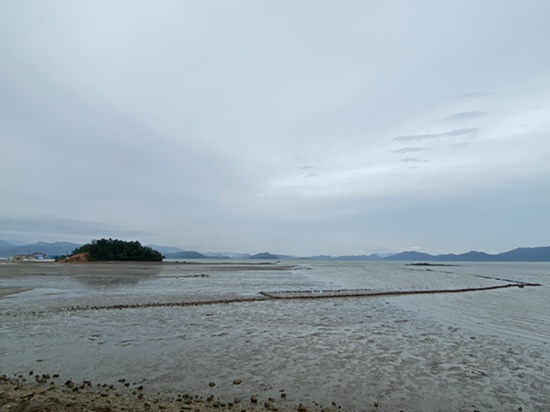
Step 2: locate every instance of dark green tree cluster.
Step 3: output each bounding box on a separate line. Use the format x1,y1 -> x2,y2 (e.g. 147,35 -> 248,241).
72,238 -> 163,261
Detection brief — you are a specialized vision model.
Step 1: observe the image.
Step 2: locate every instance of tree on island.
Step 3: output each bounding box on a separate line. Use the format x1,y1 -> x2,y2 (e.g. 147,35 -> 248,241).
71,238 -> 163,262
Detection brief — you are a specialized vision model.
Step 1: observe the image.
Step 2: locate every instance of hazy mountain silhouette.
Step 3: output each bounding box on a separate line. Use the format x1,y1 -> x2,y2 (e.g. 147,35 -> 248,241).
1,241 -> 549,261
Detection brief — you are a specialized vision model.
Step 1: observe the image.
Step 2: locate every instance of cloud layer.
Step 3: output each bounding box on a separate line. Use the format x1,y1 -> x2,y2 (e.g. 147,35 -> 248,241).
1,1 -> 549,255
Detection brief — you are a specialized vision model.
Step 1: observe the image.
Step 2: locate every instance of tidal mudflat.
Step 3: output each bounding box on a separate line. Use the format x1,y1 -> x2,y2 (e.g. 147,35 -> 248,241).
1,261 -> 549,411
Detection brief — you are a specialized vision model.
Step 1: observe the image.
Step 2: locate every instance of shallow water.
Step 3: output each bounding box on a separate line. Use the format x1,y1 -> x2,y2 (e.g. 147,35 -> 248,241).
302,261 -> 550,343
0,261 -> 549,411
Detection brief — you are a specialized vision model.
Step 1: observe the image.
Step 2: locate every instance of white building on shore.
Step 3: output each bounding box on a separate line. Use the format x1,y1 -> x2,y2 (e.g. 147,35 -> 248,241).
7,252 -> 53,262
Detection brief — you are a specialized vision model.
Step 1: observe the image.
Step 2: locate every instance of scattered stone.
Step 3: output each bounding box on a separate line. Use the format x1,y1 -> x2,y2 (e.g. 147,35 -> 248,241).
206,395 -> 214,402
180,406 -> 193,411
297,403 -> 307,412
233,379 -> 242,385
64,380 -> 74,388
373,402 -> 380,408
280,393 -> 287,399
208,381 -> 216,387
251,395 -> 258,403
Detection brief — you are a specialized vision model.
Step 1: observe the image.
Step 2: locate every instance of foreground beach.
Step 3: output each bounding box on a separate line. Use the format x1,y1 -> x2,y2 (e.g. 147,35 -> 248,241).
1,261 -> 549,411
0,372 -> 301,412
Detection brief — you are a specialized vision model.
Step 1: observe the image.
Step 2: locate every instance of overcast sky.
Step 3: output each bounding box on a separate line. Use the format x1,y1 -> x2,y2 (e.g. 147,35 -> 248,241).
1,1 -> 549,255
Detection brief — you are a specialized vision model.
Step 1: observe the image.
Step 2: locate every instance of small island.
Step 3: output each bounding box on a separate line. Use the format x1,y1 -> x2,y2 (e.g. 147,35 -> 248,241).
68,238 -> 163,262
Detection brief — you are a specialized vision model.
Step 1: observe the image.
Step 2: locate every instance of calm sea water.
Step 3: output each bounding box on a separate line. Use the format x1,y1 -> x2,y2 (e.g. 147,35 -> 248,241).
296,261 -> 550,343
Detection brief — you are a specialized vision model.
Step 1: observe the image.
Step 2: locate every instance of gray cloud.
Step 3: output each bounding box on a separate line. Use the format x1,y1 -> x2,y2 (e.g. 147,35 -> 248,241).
394,128 -> 478,142
450,143 -> 469,149
401,157 -> 427,163
0,215 -> 148,243
462,91 -> 496,98
445,128 -> 479,137
0,2 -> 549,255
445,111 -> 486,121
392,147 -> 427,154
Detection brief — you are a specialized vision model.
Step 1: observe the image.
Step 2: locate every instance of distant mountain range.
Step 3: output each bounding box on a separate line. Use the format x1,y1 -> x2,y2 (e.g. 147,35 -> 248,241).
377,247 -> 550,262
237,247 -> 550,262
0,241 -> 82,258
0,240 -> 549,262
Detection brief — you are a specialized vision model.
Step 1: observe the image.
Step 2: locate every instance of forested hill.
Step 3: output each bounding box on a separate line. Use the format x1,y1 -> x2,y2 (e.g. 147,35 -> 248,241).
71,238 -> 162,262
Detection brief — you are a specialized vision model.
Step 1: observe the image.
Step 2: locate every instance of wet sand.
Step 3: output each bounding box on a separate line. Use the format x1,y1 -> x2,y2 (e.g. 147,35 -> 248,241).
1,261 -> 549,411
0,287 -> 29,298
